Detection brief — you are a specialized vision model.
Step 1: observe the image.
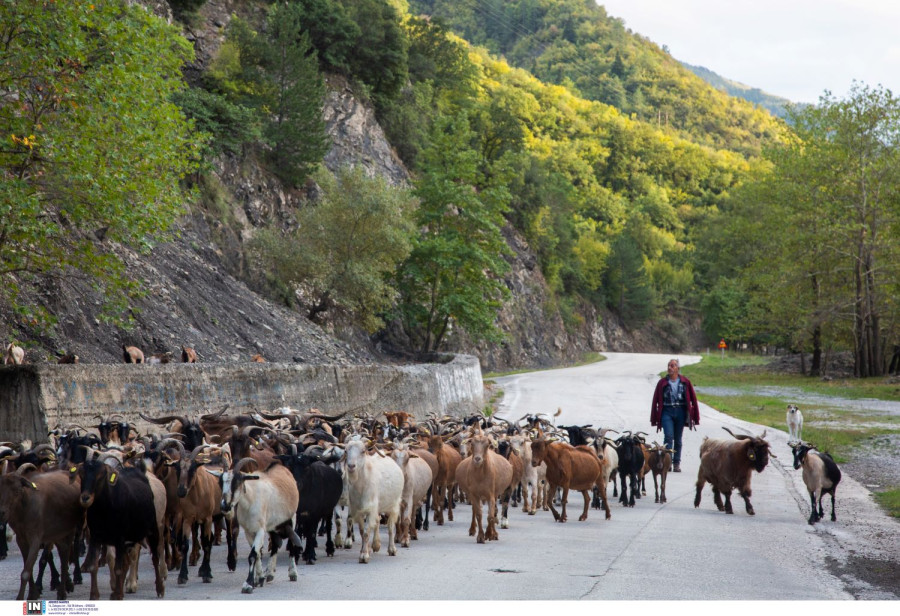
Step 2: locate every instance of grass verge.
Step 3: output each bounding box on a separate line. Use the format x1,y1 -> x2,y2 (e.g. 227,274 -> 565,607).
682,353 -> 900,518
873,489 -> 900,518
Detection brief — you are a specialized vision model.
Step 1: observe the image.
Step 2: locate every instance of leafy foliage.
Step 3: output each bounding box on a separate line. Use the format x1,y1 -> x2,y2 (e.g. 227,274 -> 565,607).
408,0 -> 783,156
696,84 -> 900,375
249,166 -> 416,331
395,114 -> 512,352
0,0 -> 197,321
218,4 -> 330,186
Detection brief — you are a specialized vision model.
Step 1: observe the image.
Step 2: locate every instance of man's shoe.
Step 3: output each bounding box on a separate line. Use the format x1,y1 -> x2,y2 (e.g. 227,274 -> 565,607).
673,463 -> 681,473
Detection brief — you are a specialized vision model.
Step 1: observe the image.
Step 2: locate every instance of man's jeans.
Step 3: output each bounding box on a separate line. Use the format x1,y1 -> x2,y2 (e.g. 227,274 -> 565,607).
661,405 -> 686,465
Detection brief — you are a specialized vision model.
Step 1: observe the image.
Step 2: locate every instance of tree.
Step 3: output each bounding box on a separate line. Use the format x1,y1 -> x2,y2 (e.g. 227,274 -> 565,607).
603,233 -> 654,328
396,114 -> 512,352
0,0 -> 197,321
344,0 -> 409,106
226,4 -> 330,186
249,166 -> 416,331
719,85 -> 900,376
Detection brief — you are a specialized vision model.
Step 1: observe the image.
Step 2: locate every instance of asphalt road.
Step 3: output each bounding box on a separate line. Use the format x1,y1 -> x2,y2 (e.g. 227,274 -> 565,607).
1,352 -> 897,601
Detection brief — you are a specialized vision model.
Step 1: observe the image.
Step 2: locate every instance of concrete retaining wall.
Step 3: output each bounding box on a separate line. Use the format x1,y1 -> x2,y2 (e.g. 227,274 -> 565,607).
0,355 -> 484,443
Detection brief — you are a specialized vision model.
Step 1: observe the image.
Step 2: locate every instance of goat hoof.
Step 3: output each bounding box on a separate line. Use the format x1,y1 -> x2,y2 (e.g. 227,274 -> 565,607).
241,585 -> 253,594
266,574 -> 274,583
203,576 -> 213,583
178,577 -> 188,585
289,573 -> 297,582
359,555 -> 370,564
388,546 -> 397,556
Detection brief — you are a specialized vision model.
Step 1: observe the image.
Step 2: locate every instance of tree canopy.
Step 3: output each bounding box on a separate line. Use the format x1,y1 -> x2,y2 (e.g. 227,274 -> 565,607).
0,0 -> 198,322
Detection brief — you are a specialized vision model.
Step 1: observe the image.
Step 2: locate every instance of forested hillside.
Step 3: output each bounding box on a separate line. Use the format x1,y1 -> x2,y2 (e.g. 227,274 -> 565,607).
680,62 -> 795,119
2,0 -> 897,377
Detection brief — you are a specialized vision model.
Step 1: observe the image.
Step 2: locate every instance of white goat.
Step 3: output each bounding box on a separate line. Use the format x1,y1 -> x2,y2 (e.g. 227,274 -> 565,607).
4,343 -> 24,365
786,404 -> 803,444
510,435 -> 548,515
343,437 -> 403,563
390,439 -> 433,547
214,458 -> 300,593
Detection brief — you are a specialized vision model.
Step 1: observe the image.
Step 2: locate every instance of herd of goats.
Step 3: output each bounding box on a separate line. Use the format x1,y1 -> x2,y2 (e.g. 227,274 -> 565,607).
0,399 -> 843,601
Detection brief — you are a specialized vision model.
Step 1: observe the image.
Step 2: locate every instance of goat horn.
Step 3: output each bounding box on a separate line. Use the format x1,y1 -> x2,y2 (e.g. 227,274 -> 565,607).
200,406 -> 229,421
15,463 -> 38,475
234,457 -> 258,474
158,438 -> 186,457
722,427 -> 750,440
190,444 -> 210,461
30,444 -> 57,459
139,413 -> 187,426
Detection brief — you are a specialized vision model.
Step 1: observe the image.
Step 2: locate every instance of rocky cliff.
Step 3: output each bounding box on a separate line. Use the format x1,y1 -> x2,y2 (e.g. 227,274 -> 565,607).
0,0 -> 685,372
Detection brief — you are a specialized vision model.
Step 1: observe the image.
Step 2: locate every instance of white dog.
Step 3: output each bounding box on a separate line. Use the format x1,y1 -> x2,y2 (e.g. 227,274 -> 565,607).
786,404 -> 803,444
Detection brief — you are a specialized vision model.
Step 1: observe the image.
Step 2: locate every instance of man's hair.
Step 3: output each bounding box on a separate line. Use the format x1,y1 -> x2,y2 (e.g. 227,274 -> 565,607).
668,358 -> 680,367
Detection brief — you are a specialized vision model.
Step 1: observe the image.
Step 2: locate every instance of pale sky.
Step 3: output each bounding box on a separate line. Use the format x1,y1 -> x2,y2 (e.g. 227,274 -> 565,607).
597,0 -> 900,103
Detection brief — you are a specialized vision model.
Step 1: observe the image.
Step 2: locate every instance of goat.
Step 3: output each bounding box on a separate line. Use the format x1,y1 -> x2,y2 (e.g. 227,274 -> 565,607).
614,432 -> 644,507
277,446 -> 343,564
509,435 -> 548,515
181,346 -> 198,363
122,344 -> 144,364
390,440 -> 433,547
496,438 -> 524,528
455,430 -> 513,543
695,427 -> 775,515
77,451 -> 166,599
530,435 -> 608,522
147,352 -> 173,364
426,432 -> 462,525
791,442 -> 841,525
4,343 -> 25,365
646,442 -> 673,504
215,457 -> 300,593
57,353 -> 79,364
786,404 -> 803,444
158,440 -> 221,584
0,466 -> 84,600
343,437 -> 404,563
251,354 -> 266,363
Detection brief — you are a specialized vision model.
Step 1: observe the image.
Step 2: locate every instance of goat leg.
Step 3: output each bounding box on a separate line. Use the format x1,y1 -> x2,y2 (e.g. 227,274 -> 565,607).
740,489 -> 754,515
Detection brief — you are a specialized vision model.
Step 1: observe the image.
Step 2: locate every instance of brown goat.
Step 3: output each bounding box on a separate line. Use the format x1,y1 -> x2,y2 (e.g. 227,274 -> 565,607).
427,432 -> 462,525
530,437 -> 609,522
695,428 -> 775,515
647,442 -> 673,504
250,354 -> 266,363
0,468 -> 84,600
454,431 -> 513,543
122,345 -> 144,364
181,346 -> 198,363
57,353 -> 79,364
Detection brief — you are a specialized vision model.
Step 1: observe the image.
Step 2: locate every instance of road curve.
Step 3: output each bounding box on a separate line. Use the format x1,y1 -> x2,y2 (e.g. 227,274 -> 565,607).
0,353 -> 896,600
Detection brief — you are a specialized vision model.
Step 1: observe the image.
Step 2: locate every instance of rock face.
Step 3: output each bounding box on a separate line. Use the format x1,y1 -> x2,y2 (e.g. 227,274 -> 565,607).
323,75 -> 410,186
445,225 -> 637,372
0,0 -> 675,372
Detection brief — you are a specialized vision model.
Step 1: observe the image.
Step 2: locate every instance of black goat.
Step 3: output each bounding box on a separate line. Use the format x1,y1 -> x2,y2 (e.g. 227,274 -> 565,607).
615,432 -> 644,507
77,452 -> 165,600
277,447 -> 343,565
